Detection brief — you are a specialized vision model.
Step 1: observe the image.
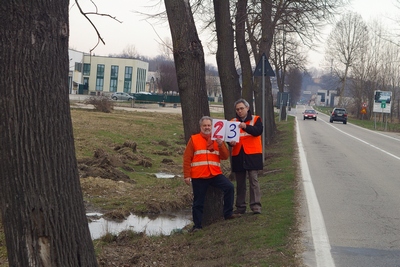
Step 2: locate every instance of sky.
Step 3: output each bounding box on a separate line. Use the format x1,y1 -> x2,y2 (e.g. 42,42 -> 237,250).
69,1 -> 176,58
308,0 -> 399,69
69,0 -> 399,70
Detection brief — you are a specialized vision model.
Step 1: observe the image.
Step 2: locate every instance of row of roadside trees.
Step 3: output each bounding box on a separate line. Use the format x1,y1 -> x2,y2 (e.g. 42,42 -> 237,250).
323,11 -> 400,121
0,0 -> 351,265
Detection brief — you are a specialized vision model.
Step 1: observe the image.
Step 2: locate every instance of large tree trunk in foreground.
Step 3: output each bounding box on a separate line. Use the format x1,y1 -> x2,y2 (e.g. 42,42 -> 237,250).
164,0 -> 222,226
0,1 -> 98,266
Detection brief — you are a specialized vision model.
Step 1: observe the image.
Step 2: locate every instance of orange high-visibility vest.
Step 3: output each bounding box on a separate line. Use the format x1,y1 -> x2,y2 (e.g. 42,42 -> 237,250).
190,134 -> 223,178
231,115 -> 262,156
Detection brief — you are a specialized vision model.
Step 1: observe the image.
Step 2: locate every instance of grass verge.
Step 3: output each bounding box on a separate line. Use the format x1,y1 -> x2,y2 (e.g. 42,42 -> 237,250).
94,115 -> 302,266
315,106 -> 400,132
0,109 -> 302,266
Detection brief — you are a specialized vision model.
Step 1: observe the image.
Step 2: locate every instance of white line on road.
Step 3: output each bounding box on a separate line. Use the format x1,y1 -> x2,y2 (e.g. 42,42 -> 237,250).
296,117 -> 335,267
350,123 -> 400,143
324,121 -> 400,161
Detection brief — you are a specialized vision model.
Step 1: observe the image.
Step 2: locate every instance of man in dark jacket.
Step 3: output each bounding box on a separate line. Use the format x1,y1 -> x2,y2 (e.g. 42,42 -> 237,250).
229,99 -> 263,214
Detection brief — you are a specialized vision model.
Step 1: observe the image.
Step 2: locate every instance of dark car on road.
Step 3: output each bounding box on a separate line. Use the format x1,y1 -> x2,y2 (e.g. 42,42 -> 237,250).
303,109 -> 317,121
330,108 -> 347,124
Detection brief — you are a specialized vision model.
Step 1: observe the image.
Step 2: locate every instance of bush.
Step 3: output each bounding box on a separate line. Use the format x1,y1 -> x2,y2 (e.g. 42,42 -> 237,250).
84,96 -> 114,113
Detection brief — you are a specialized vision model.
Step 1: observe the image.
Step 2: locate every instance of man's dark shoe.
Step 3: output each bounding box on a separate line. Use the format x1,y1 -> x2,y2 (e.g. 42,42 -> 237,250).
189,227 -> 202,233
233,210 -> 245,215
225,213 -> 241,220
252,211 -> 261,215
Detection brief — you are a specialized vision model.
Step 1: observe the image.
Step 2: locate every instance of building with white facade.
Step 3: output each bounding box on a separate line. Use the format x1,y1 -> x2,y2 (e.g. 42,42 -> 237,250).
68,49 -> 84,94
68,49 -> 149,95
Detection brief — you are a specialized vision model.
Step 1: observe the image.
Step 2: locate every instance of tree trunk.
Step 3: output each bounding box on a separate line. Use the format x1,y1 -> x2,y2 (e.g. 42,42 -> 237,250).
236,0 -> 255,112
164,0 -> 222,226
213,0 -> 242,120
258,0 -> 277,145
0,1 -> 98,266
164,0 -> 210,142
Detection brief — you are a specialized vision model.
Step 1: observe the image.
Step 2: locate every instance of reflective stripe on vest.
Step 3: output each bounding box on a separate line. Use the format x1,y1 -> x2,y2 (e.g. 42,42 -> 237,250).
193,150 -> 220,156
231,115 -> 262,156
190,134 -> 222,178
191,161 -> 221,167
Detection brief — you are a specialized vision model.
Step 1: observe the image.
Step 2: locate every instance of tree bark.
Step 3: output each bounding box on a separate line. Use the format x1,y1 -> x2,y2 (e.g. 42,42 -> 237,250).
0,1 -> 98,266
236,0 -> 255,112
164,0 -> 210,142
213,0 -> 242,120
260,0 -> 277,145
164,0 -> 222,226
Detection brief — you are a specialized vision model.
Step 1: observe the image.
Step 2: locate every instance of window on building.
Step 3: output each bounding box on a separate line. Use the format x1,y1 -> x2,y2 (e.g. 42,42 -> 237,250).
124,66 -> 132,93
110,65 -> 119,92
136,68 -> 147,92
83,77 -> 89,90
83,63 -> 91,75
75,62 -> 82,72
96,64 -> 105,91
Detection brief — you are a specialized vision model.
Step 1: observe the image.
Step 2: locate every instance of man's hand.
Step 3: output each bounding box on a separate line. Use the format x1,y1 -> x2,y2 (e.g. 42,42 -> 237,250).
184,177 -> 192,186
229,141 -> 237,146
216,138 -> 224,147
239,122 -> 247,129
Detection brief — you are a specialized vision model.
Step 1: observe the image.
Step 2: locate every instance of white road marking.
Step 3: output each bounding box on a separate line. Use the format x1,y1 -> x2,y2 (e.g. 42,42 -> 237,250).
350,123 -> 400,143
323,121 -> 400,161
296,117 -> 336,267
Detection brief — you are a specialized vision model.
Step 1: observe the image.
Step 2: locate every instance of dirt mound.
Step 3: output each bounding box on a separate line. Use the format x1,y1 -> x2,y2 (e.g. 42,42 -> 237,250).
77,141 -> 155,183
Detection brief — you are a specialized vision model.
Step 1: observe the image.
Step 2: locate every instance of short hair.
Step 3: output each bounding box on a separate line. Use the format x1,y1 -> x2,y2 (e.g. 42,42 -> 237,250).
234,98 -> 250,108
199,116 -> 213,125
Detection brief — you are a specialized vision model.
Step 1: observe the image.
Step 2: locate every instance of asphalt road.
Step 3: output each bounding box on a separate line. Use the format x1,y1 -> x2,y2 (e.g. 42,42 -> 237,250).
294,105 -> 400,267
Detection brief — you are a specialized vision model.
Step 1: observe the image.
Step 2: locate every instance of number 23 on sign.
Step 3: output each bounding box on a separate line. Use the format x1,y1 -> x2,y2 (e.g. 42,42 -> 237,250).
211,119 -> 240,142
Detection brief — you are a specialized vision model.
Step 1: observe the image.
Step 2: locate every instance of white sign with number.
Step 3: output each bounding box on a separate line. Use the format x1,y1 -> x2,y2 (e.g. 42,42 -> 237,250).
211,119 -> 240,142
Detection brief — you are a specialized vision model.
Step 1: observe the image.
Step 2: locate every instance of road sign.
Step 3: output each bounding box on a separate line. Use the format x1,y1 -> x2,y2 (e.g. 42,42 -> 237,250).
362,102 -> 367,108
361,107 -> 367,114
253,53 -> 275,77
373,90 -> 391,113
276,92 -> 290,107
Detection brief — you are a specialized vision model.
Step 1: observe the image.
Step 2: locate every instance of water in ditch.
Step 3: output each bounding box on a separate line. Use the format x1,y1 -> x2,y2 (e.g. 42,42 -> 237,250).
88,173 -> 190,239
88,210 -> 191,240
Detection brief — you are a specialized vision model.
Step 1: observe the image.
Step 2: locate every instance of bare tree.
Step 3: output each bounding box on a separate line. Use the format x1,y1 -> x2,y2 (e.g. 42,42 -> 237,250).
121,44 -> 139,58
159,37 -> 174,60
108,44 -> 140,59
213,0 -> 242,120
0,1 -> 97,266
375,24 -> 400,122
164,0 -> 209,142
236,0 -> 254,110
286,67 -> 303,107
159,61 -> 179,93
164,0 -> 223,226
325,12 -> 368,106
272,31 -> 306,93
350,22 -> 377,119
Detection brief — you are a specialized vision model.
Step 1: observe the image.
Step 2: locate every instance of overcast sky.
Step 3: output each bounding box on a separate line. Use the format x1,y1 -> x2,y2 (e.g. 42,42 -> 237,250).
69,0 -> 399,69
308,0 -> 399,69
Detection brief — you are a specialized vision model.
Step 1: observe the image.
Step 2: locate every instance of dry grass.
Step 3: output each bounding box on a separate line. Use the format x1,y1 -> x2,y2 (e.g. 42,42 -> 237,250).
70,108 -> 193,215
1,109 -> 303,267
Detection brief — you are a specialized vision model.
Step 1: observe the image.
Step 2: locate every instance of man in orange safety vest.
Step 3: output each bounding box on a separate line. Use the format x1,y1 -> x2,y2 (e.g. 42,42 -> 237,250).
183,116 -> 241,232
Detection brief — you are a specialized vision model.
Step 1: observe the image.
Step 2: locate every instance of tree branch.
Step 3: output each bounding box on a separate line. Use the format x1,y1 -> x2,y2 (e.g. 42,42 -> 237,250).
74,0 -> 123,53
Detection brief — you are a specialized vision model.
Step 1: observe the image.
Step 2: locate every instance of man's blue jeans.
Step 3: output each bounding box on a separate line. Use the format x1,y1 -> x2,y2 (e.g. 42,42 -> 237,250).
191,174 -> 234,229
